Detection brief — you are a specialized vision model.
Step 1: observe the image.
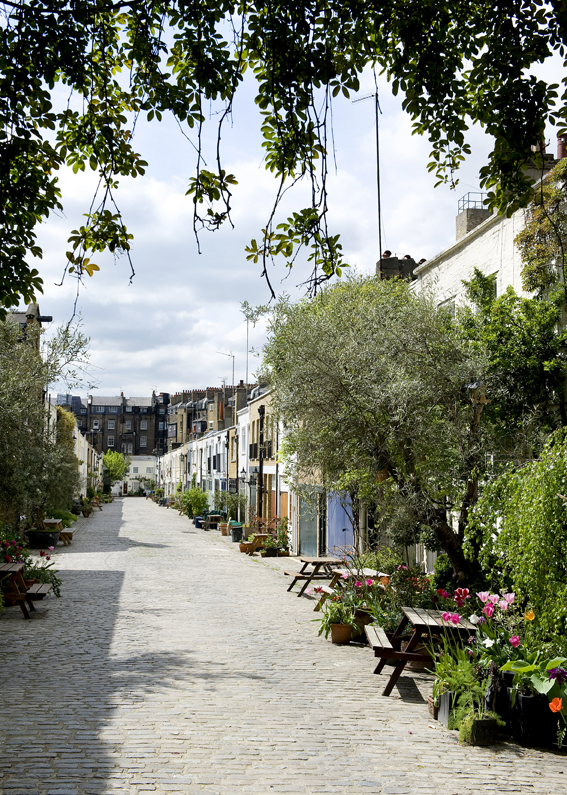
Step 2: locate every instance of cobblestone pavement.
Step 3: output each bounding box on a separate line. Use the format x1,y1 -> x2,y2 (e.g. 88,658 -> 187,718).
1,499 -> 566,795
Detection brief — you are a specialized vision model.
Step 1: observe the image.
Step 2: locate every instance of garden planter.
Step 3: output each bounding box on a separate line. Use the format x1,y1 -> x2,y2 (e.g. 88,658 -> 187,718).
219,523 -> 229,536
438,691 -> 454,727
231,526 -> 244,543
81,509 -> 92,517
278,549 -> 290,557
469,717 -> 499,746
264,548 -> 278,557
351,608 -> 374,640
427,695 -> 439,721
330,623 -> 352,644
26,530 -> 60,549
239,542 -> 254,554
511,693 -> 558,748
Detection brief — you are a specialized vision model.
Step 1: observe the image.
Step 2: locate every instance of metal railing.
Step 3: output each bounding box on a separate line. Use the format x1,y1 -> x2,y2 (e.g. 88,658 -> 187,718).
458,192 -> 487,212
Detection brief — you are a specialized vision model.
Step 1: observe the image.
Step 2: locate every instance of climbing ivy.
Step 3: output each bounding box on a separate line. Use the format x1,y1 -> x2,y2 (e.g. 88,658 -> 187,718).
515,159 -> 567,294
464,429 -> 567,641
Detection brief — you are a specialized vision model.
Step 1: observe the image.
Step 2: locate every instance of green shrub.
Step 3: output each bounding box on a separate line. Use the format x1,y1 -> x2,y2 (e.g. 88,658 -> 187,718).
432,554 -> 454,590
49,509 -> 78,528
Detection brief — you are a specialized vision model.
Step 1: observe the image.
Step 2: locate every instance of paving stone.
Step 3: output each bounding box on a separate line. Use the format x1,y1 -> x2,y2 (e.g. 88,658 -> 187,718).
1,499 -> 566,795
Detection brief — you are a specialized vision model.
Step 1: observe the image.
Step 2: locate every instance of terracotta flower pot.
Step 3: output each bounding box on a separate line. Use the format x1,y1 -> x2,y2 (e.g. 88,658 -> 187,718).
239,542 -> 253,554
330,623 -> 352,644
220,523 -> 229,536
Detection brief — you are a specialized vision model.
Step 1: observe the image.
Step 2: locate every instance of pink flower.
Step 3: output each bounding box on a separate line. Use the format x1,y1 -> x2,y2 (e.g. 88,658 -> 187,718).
504,593 -> 515,604
355,581 -> 363,588
450,613 -> 461,625
366,578 -> 374,586
489,594 -> 501,604
314,586 -> 323,593
454,588 -> 470,600
341,572 -> 349,580
477,591 -> 490,603
509,636 -> 520,648
437,588 -> 450,599
499,600 -> 509,611
48,546 -> 55,552
455,599 -> 464,608
483,603 -> 495,618
441,612 -> 451,622
306,588 -> 311,595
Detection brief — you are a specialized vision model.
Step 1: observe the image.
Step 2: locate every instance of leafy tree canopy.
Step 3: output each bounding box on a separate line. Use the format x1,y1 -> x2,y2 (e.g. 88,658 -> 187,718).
261,273 -> 567,581
1,0 -> 566,311
102,450 -> 131,484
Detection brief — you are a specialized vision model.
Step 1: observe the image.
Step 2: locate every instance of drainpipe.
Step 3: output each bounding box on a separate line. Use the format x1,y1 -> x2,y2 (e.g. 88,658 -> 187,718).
258,405 -> 265,522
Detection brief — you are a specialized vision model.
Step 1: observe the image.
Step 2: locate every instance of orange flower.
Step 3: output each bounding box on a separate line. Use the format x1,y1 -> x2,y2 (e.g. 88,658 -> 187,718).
550,698 -> 563,713
524,609 -> 535,621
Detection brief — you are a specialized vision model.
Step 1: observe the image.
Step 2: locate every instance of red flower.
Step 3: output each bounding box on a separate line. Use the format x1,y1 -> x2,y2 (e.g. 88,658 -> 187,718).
40,550 -> 45,557
46,556 -> 51,561
5,555 -> 11,563
550,698 -> 563,713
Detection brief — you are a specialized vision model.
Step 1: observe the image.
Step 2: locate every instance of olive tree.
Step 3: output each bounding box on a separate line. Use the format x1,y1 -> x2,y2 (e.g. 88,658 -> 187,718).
261,275 -> 491,580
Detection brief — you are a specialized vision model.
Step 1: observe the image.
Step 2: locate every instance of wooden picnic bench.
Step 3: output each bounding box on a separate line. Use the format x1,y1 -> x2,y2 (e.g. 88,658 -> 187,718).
312,567 -> 385,611
43,518 -> 74,545
91,497 -> 103,511
204,514 -> 223,531
366,606 -> 477,696
0,562 -> 52,619
284,557 -> 344,596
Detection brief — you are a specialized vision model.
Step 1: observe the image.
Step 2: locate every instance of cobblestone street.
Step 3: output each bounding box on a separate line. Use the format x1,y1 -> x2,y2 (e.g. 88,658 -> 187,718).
0,499 -> 565,795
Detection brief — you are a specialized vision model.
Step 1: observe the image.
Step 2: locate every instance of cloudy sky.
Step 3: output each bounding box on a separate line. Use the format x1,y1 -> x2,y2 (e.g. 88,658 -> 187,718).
37,57 -> 563,399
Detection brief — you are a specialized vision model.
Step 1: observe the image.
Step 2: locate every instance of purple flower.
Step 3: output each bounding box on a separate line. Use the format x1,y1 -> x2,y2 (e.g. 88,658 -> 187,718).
549,668 -> 567,685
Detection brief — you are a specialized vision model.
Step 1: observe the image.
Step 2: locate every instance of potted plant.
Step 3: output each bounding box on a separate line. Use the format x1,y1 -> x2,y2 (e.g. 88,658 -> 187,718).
239,535 -> 255,554
317,598 -> 358,644
262,535 -> 279,557
26,526 -> 62,548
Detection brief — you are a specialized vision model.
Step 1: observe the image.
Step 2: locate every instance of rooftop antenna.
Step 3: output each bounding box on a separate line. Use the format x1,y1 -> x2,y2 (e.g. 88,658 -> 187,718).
217,351 -> 235,400
352,88 -> 383,264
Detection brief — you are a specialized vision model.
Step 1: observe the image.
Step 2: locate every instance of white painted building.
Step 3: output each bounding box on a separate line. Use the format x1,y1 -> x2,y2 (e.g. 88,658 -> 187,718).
112,454 -> 157,496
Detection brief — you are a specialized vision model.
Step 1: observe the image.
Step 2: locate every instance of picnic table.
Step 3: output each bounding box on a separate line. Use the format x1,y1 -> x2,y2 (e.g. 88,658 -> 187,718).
0,562 -> 52,619
284,556 -> 344,597
204,514 -> 223,531
312,567 -> 382,611
366,606 -> 477,696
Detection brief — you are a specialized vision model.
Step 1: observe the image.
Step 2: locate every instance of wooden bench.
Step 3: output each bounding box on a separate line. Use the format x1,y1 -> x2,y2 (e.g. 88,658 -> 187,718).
204,514 -> 223,531
91,498 -> 103,511
0,562 -> 52,619
59,529 -> 73,545
246,533 -> 269,554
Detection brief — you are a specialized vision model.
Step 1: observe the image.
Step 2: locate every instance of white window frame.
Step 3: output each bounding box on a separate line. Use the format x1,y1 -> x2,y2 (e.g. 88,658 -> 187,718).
93,420 -> 100,430
140,436 -> 147,447
126,420 -> 132,431
108,420 -> 115,430
107,435 -> 114,447
127,443 -> 133,454
140,420 -> 147,430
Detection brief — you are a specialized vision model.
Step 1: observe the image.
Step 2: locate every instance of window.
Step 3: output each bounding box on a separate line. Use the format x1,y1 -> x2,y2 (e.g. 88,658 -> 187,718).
77,419 -> 83,427
140,436 -> 147,447
209,403 -> 213,412
141,407 -> 147,413
132,466 -> 138,474
93,420 -> 100,430
108,420 -> 115,430
140,420 -> 147,430
158,421 -> 165,430
96,406 -> 105,413
209,421 -> 213,429
159,408 -> 165,414
126,405 -> 132,412
126,420 -> 132,431
108,436 -> 114,446
109,406 -> 118,413
146,466 -> 154,474
127,443 -> 133,454
81,408 -> 87,414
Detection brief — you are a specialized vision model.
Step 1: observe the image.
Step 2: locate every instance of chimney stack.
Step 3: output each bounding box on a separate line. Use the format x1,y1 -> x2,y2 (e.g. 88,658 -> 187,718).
558,136 -> 567,160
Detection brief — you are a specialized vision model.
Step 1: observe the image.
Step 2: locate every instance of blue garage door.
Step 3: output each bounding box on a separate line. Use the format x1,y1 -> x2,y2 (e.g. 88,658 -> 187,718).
327,493 -> 354,556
